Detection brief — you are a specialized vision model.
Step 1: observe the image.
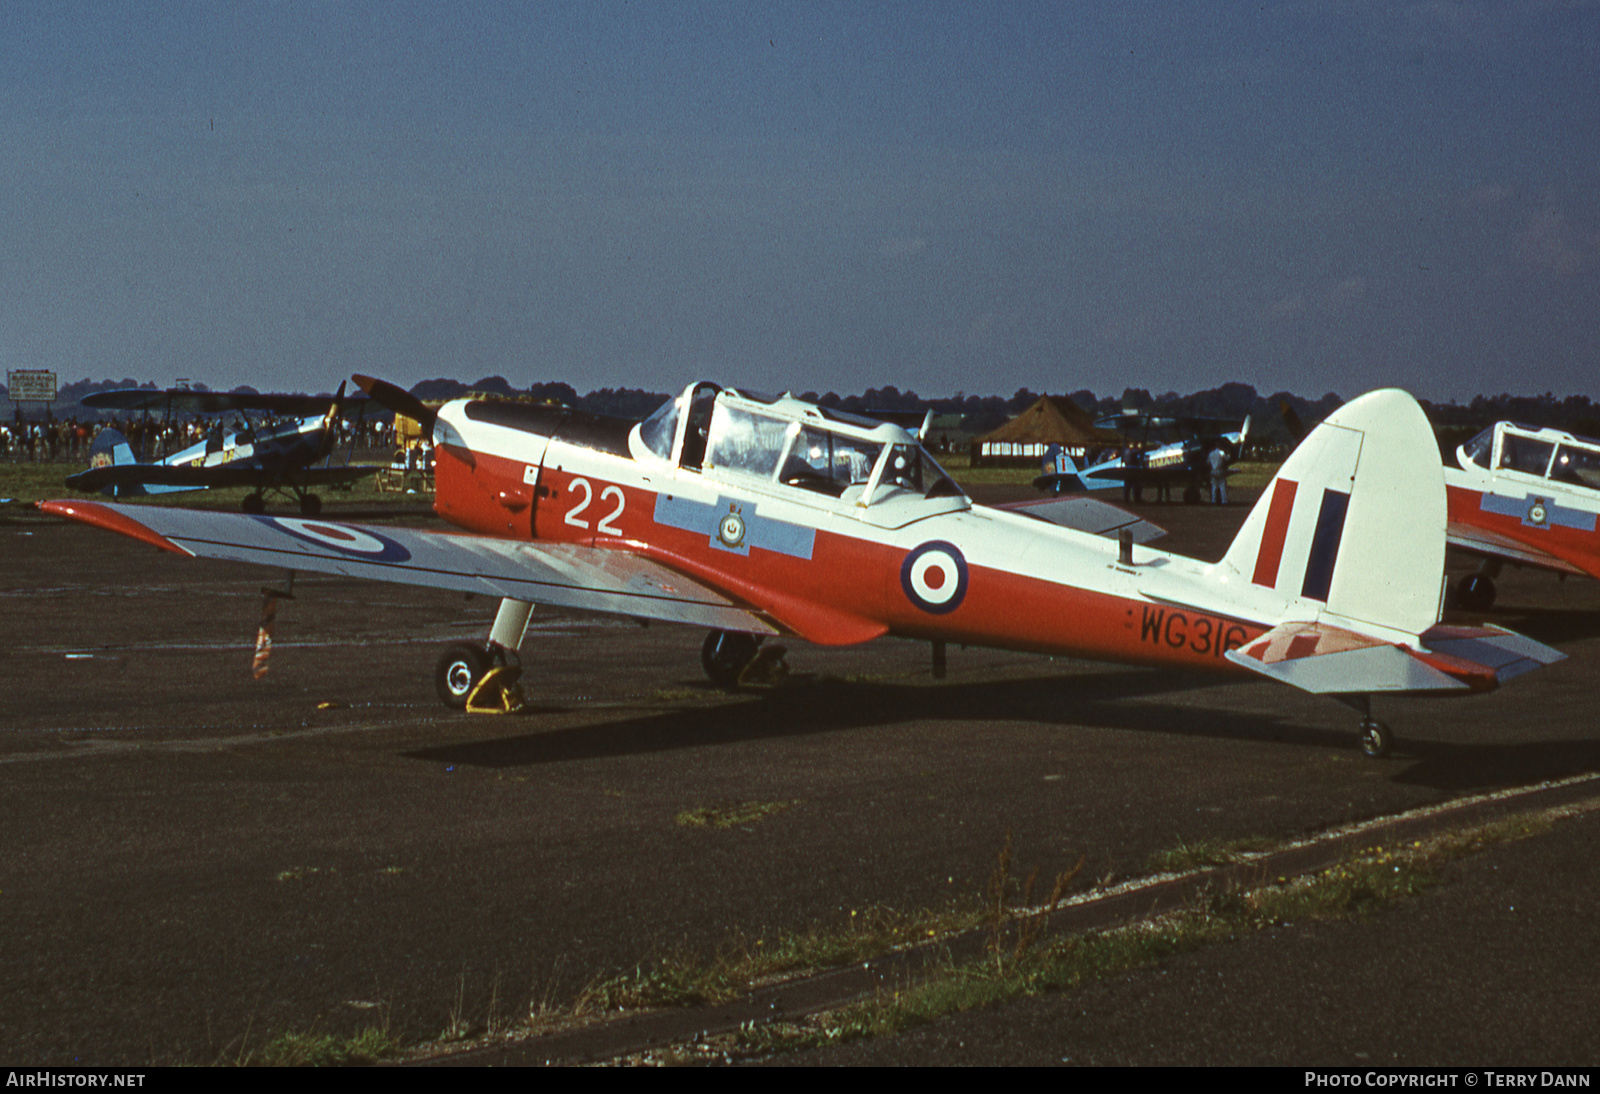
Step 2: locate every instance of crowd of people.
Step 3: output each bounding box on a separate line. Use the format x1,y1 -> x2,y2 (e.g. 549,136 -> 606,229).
0,412 -> 399,463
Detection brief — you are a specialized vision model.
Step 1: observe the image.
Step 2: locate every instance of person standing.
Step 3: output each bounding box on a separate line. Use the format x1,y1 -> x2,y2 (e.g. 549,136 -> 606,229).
1208,446 -> 1228,505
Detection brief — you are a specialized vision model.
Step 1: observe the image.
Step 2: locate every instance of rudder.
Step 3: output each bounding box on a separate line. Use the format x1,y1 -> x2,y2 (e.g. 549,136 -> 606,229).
1219,389 -> 1444,636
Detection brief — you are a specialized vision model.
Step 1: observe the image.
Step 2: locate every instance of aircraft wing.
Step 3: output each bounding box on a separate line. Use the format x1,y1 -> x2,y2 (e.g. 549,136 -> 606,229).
65,463 -> 384,493
1225,620 -> 1564,695
81,389 -> 370,416
1446,522 -> 1590,576
1080,466 -> 1208,485
997,497 -> 1165,543
37,499 -> 778,636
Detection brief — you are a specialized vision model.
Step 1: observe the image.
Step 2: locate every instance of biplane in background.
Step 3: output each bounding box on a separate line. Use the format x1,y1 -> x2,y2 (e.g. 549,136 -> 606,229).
1035,412 -> 1250,503
65,385 -> 381,515
42,379 -> 1561,758
1445,421 -> 1600,609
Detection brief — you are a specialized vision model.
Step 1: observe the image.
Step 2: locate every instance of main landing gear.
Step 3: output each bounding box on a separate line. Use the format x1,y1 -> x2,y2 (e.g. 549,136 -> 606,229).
239,491 -> 323,516
701,630 -> 788,690
435,598 -> 534,713
1454,559 -> 1501,612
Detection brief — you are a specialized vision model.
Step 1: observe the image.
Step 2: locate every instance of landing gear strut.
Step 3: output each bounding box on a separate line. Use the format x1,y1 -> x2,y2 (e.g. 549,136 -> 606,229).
701,630 -> 787,689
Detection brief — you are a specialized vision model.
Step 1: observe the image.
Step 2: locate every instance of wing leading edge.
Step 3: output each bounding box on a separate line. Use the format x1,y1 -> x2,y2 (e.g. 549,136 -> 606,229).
38,499 -> 777,636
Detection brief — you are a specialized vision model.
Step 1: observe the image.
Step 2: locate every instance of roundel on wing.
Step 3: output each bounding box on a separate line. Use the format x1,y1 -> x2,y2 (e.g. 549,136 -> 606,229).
900,540 -> 968,615
256,516 -> 413,562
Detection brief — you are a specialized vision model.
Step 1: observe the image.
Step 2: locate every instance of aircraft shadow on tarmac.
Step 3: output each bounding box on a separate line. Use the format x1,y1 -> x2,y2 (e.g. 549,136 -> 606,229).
406,666 -> 1600,792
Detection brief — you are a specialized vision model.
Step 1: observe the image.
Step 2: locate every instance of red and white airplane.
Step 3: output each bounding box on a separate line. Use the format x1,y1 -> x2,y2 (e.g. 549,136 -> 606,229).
1445,421 -> 1600,610
40,378 -> 1563,758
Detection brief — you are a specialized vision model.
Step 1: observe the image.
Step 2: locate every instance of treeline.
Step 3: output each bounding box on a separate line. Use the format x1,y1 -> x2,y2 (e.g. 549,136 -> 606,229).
409,376 -> 1600,446
9,375 -> 1598,444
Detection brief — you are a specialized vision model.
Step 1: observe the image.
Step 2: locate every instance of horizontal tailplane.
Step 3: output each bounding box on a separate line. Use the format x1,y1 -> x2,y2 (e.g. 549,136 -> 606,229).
1227,620 -> 1564,695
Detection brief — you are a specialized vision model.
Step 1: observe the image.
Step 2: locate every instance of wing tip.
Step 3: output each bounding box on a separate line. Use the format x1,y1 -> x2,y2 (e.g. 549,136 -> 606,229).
37,499 -> 190,555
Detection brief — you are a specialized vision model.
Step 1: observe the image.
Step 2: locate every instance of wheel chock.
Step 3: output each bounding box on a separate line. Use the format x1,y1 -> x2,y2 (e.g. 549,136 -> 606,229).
466,665 -> 528,714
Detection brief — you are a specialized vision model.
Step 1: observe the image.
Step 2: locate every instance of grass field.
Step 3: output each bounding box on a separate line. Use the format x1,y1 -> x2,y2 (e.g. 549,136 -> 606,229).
3,456 -> 1283,510
0,459 -> 429,512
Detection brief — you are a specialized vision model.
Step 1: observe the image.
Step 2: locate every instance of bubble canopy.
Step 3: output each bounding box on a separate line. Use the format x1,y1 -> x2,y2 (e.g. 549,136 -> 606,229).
631,382 -> 965,509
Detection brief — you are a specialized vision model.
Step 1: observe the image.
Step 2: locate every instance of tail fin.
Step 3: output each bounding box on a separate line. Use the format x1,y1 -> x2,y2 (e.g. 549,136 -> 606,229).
1219,388 -> 1444,637
86,428 -> 136,470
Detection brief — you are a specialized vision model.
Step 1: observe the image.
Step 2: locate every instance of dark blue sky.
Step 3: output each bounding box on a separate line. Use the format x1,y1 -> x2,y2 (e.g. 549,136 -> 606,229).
3,2 -> 1596,402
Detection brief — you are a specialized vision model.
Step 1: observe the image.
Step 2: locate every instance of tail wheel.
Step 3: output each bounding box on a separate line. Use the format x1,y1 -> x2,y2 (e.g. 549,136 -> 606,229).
701,630 -> 759,690
1359,718 -> 1394,759
436,644 -> 490,709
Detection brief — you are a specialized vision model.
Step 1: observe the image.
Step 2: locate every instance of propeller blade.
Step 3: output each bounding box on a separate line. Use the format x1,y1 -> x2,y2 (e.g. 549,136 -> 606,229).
352,375 -> 437,434
315,380 -> 347,460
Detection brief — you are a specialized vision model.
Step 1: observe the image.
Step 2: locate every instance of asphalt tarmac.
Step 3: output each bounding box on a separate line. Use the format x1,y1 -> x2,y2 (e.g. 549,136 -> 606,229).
3,491 -> 1599,1066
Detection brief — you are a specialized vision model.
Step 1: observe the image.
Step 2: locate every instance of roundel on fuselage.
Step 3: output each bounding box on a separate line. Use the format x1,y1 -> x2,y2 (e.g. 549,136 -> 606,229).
900,541 -> 968,615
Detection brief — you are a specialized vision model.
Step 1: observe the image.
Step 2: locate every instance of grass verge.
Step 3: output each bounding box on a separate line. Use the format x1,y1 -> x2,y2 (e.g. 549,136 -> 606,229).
243,806 -> 1567,1065
731,811 -> 1557,1060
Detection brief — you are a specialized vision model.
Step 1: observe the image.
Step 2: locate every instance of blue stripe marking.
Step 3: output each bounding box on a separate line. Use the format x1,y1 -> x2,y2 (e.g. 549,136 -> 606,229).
1480,491 -> 1598,531
653,493 -> 816,560
1300,489 -> 1349,602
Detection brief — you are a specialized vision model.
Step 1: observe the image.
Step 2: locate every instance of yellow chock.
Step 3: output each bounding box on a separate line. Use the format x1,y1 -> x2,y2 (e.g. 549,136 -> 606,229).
466,665 -> 528,714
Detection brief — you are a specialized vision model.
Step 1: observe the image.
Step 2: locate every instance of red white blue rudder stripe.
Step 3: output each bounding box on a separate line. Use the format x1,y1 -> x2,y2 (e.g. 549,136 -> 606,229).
1220,390 -> 1445,637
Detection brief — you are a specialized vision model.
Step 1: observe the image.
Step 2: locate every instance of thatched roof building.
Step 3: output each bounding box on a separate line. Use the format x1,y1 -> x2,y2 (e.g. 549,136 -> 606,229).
970,395 -> 1121,468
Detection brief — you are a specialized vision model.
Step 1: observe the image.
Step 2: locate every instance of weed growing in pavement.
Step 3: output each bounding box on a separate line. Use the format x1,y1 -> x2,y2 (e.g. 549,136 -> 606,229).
674,799 -> 799,829
239,1024 -> 399,1067
1145,835 -> 1275,874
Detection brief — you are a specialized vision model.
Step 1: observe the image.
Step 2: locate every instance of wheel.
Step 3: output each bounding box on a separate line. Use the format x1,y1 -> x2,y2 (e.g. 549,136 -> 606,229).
1359,719 -> 1394,759
436,644 -> 490,709
1182,484 -> 1200,504
299,493 -> 322,517
701,630 -> 758,690
241,493 -> 265,514
1456,573 -> 1496,612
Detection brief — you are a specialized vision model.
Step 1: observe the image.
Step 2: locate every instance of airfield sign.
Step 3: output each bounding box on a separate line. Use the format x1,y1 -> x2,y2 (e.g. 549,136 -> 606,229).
6,369 -> 58,403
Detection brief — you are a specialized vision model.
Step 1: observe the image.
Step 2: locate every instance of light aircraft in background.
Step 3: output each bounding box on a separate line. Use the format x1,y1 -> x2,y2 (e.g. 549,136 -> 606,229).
1036,412 -> 1249,503
41,379 -> 1562,758
66,385 -> 380,516
1445,421 -> 1600,609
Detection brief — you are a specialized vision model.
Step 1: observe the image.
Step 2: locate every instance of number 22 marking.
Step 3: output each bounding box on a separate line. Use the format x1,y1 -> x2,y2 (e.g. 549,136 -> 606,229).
563,478 -> 625,535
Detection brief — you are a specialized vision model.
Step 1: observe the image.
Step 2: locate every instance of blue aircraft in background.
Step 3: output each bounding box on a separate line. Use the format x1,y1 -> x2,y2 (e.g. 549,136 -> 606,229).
1036,412 -> 1250,503
66,383 -> 381,515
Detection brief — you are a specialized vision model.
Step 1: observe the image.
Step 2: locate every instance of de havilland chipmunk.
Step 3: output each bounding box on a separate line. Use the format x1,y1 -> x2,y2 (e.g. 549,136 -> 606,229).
39,377 -> 1564,758
1444,421 -> 1600,610
65,384 -> 379,515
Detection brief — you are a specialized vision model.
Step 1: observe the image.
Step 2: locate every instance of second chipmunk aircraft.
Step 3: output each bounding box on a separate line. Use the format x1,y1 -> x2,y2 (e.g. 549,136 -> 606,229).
41,377 -> 1563,758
